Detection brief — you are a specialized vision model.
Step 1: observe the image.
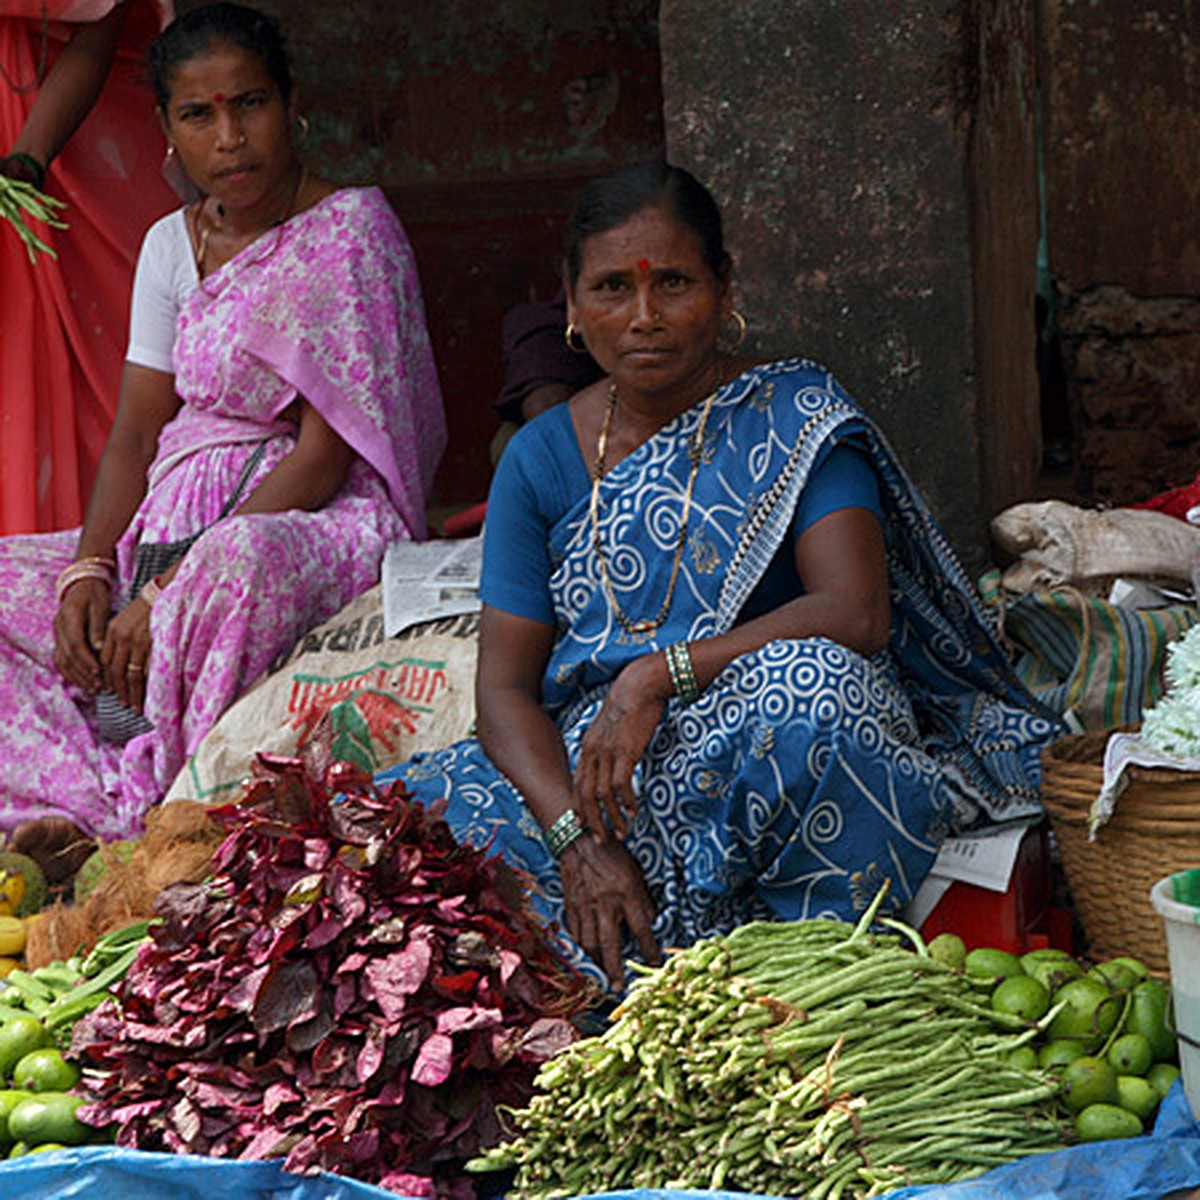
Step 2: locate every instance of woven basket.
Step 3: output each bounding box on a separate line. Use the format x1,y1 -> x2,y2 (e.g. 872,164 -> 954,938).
1040,729 -> 1200,975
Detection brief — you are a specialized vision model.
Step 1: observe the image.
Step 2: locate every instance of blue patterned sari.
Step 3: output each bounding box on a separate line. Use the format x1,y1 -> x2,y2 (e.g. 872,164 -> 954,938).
379,360 -> 1062,985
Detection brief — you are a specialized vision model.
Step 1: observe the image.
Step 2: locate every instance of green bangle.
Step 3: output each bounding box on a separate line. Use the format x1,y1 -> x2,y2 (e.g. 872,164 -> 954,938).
5,153 -> 46,189
544,809 -> 587,859
664,641 -> 701,705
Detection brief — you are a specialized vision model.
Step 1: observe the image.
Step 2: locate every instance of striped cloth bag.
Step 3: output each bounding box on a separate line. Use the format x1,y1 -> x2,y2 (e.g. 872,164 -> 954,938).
981,571 -> 1200,732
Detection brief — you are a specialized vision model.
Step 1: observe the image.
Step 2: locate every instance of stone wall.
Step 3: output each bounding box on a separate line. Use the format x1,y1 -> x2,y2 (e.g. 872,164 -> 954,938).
658,0 -> 1040,568
1040,0 -> 1200,505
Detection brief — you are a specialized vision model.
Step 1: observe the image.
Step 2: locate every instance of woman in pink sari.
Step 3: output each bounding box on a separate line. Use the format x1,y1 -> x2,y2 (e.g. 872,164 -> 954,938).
1,0 -> 180,535
0,3 -> 446,872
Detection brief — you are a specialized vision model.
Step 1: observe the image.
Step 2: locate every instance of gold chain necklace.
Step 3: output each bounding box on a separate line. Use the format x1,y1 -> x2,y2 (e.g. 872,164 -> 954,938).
589,378 -> 719,639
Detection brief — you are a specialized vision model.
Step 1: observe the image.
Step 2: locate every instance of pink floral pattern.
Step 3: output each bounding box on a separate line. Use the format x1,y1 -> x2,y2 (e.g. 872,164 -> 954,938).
0,188 -> 445,837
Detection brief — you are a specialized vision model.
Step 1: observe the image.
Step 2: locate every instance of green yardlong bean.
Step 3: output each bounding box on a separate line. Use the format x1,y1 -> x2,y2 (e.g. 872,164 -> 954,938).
473,885 -> 1068,1200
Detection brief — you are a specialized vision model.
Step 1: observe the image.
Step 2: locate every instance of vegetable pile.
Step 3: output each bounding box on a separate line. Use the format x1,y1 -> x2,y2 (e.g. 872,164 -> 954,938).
0,174 -> 67,263
0,922 -> 152,1047
1141,622 -> 1200,757
472,889 -> 1071,1200
71,758 -> 594,1196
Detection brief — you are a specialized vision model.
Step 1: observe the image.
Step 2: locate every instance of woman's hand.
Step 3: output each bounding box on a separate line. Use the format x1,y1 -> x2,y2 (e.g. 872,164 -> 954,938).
53,579 -> 111,694
574,652 -> 670,839
559,834 -> 660,990
100,597 -> 153,711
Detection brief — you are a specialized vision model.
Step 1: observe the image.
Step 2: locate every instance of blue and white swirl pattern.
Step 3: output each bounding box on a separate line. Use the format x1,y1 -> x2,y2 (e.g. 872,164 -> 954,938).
377,359 -> 1064,988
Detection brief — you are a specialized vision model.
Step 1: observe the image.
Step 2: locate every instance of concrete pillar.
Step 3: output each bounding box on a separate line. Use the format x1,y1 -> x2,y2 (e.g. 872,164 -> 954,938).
659,0 -> 1041,571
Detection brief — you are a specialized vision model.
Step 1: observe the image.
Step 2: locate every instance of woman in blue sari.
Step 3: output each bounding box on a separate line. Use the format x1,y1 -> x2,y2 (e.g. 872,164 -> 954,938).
382,161 -> 1062,991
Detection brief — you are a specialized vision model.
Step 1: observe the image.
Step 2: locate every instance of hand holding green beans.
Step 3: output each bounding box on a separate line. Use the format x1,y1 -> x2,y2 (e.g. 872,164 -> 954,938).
0,172 -> 68,264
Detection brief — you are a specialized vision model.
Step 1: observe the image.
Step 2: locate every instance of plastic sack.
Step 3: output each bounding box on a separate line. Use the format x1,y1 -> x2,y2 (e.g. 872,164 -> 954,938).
0,1145 -> 407,1200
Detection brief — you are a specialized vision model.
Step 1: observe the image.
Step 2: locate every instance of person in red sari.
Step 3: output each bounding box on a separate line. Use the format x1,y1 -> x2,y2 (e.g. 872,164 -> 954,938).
0,0 -> 179,536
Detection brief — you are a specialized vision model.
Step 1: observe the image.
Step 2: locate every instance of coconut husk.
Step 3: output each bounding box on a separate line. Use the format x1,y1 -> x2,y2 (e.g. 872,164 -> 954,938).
23,801 -> 226,970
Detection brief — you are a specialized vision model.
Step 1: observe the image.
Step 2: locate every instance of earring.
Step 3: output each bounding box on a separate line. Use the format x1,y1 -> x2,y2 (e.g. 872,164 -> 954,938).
295,114 -> 311,146
721,309 -> 747,353
564,322 -> 588,354
165,144 -> 176,158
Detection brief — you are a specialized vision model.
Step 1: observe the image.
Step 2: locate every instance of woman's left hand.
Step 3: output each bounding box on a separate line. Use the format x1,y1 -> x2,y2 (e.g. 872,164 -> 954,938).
101,597 -> 153,711
574,654 -> 669,839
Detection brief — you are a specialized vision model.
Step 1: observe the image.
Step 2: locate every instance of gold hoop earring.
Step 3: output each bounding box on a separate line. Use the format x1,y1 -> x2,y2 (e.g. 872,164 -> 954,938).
721,309 -> 747,353
295,114 -> 311,146
564,322 -> 588,354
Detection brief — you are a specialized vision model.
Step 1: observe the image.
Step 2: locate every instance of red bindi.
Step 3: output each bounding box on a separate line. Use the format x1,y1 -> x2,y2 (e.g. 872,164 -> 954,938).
212,92 -> 226,104
638,258 -> 650,274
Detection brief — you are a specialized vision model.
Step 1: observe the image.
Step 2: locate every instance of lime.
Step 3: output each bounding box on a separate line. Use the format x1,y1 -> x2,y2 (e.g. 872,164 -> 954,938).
1048,977 -> 1120,1050
1039,1038 -> 1088,1070
1087,960 -> 1142,992
7,1140 -> 26,1157
1008,1046 -> 1039,1070
1116,1074 -> 1160,1123
0,1088 -> 33,1150
0,1017 -> 50,1083
1059,1054 -> 1119,1114
8,1092 -> 91,1147
1125,979 -> 1177,1062
1020,950 -> 1083,995
1107,1032 -> 1153,1077
964,947 -> 1024,982
991,974 -> 1050,1022
1147,1061 -> 1182,1101
12,1048 -> 80,1094
927,932 -> 967,969
27,1142 -> 68,1154
1075,1102 -> 1143,1142
1102,955 -> 1151,984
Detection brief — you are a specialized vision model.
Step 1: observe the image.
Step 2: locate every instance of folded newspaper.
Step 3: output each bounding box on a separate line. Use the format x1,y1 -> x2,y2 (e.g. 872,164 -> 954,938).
382,535 -> 483,637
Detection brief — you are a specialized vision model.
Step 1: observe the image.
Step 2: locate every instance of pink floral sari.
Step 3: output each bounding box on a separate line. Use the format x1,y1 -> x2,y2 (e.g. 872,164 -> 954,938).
0,187 -> 446,837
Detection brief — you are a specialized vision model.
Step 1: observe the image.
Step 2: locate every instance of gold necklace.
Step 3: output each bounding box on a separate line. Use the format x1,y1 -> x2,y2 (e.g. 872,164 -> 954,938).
589,378 -> 719,639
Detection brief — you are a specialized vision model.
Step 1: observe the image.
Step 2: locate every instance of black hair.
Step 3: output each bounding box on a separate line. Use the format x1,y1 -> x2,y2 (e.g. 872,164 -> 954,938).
564,160 -> 729,285
149,3 -> 292,112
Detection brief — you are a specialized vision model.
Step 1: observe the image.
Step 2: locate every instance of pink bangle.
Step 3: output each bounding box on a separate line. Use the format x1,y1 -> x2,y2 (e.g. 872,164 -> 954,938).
55,557 -> 117,605
139,575 -> 165,607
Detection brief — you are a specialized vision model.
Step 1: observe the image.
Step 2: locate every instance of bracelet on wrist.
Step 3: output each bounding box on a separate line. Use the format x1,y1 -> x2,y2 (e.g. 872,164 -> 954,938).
544,809 -> 587,859
664,641 -> 701,705
55,556 -> 117,606
6,152 -> 46,189
139,573 -> 168,607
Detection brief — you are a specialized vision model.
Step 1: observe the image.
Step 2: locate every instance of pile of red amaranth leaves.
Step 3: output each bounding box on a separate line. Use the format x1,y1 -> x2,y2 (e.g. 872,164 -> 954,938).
71,757 -> 595,1197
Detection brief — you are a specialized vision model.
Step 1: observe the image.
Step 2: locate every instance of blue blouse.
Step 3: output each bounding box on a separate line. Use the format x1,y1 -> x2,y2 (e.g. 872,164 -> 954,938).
481,402 -> 882,626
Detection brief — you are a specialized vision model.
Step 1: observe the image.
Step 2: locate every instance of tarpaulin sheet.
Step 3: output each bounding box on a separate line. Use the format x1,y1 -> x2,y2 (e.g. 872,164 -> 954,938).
0,1146 -> 401,1199
0,1082 -> 1196,1200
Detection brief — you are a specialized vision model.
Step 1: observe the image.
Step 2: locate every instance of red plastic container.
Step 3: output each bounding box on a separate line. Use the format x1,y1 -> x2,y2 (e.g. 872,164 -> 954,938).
917,821 -> 1071,955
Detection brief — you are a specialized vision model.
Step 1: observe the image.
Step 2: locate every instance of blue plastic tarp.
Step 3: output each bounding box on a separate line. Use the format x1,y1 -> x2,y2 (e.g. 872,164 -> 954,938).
0,1145 -> 404,1199
0,1083 -> 1196,1200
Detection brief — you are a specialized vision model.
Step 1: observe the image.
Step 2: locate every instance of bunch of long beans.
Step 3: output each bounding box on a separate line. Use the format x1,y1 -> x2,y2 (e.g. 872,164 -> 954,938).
0,173 -> 67,262
471,888 -> 1070,1200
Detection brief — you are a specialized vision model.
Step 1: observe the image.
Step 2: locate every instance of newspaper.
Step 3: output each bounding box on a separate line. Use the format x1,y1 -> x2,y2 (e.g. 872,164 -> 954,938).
382,535 -> 483,637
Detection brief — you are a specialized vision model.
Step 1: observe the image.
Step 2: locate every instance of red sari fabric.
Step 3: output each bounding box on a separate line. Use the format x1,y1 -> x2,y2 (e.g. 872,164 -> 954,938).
0,0 -> 177,535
